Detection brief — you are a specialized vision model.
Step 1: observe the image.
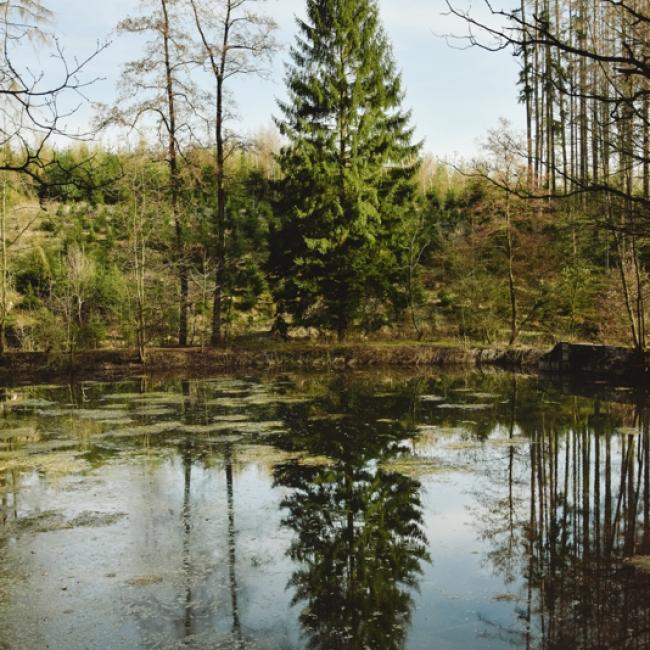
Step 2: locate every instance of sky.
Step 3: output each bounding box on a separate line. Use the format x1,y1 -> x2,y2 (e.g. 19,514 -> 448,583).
44,0 -> 523,159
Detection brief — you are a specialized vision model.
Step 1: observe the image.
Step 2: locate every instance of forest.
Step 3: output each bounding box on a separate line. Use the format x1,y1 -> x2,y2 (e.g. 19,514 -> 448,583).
3,0 -> 650,357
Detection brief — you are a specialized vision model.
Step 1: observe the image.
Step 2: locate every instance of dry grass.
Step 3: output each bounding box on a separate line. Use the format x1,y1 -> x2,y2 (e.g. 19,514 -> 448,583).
625,555 -> 650,573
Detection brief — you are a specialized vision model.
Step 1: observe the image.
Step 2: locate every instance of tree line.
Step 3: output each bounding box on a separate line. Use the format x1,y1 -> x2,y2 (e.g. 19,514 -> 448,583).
2,0 -> 650,354
448,0 -> 650,350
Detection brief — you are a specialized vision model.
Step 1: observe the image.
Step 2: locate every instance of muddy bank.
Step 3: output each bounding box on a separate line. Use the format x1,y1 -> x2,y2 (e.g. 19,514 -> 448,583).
0,342 -> 645,385
539,342 -> 650,381
0,344 -> 545,383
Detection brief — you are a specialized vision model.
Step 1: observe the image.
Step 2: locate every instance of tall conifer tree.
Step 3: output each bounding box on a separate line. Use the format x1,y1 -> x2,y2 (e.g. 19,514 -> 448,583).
271,0 -> 420,340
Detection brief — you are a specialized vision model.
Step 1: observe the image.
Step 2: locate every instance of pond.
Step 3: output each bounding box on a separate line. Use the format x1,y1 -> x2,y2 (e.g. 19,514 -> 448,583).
0,370 -> 649,649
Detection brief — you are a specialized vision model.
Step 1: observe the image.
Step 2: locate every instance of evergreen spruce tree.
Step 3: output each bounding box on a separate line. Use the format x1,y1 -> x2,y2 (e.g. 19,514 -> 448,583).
270,0 -> 420,340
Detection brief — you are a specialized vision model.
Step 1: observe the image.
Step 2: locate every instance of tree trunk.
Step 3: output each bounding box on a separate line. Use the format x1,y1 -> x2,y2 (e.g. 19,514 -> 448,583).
209,1 -> 232,348
506,193 -> 518,346
0,173 -> 7,354
211,72 -> 227,346
161,0 -> 188,347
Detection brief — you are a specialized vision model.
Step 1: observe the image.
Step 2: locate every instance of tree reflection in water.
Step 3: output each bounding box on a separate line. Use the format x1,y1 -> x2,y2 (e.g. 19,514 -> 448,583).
472,378 -> 650,649
178,380 -> 244,648
272,377 -> 429,650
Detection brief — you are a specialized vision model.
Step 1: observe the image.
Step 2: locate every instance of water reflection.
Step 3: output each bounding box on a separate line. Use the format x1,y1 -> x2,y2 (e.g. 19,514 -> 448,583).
469,379 -> 650,648
272,377 -> 429,649
2,372 -> 650,649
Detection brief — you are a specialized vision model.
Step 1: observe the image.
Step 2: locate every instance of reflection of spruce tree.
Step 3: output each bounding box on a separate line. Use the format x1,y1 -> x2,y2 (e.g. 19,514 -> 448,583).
273,379 -> 429,650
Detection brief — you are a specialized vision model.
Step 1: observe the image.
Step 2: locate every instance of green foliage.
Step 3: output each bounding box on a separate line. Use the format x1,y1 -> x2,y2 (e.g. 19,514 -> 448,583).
41,147 -> 123,206
0,115 -> 637,350
14,245 -> 56,300
187,152 -> 274,336
270,0 -> 420,339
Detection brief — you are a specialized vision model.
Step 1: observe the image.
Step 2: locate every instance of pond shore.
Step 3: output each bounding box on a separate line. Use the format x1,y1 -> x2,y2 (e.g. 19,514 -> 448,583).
0,343 -> 545,383
1,341 -> 647,384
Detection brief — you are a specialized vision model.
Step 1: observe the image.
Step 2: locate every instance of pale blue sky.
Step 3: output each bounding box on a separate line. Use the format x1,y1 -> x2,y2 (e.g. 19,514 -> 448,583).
47,0 -> 522,158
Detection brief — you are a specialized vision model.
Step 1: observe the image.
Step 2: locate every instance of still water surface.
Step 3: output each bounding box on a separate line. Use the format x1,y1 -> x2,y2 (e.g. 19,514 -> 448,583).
0,370 -> 649,649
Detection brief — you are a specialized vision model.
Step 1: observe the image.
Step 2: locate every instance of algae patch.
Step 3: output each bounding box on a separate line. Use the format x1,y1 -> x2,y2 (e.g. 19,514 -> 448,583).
0,451 -> 90,476
234,444 -> 296,466
437,403 -> 492,411
0,426 -> 39,441
381,455 -> 459,477
127,575 -> 163,587
2,510 -> 126,536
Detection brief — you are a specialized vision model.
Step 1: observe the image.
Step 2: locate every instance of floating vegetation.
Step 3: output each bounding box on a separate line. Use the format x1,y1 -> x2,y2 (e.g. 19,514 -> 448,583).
205,418 -> 251,433
0,426 -> 38,441
212,414 -> 253,422
127,575 -> 163,587
4,398 -> 55,409
0,371 -> 645,650
494,593 -> 516,602
228,421 -> 286,437
204,397 -> 248,407
37,408 -> 76,417
24,440 -> 78,454
416,425 -> 470,438
297,454 -> 334,466
442,441 -> 485,451
0,451 -> 90,476
206,393 -> 310,408
308,413 -> 347,422
381,455 -> 457,477
94,417 -> 134,427
131,394 -> 187,405
180,423 -> 242,435
103,392 -> 148,401
437,403 -> 492,411
74,409 -> 132,422
234,444 -> 295,466
101,421 -> 184,439
443,436 -> 530,450
202,379 -> 252,389
212,389 -> 253,397
211,434 -> 243,444
488,436 -> 531,447
4,510 -> 127,536
133,406 -> 176,417
244,393 -> 311,406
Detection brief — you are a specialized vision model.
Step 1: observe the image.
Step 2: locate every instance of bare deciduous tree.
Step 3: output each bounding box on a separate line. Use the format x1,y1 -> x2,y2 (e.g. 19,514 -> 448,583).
0,0 -> 107,183
187,0 -> 277,345
110,0 -> 201,346
446,0 -> 650,349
